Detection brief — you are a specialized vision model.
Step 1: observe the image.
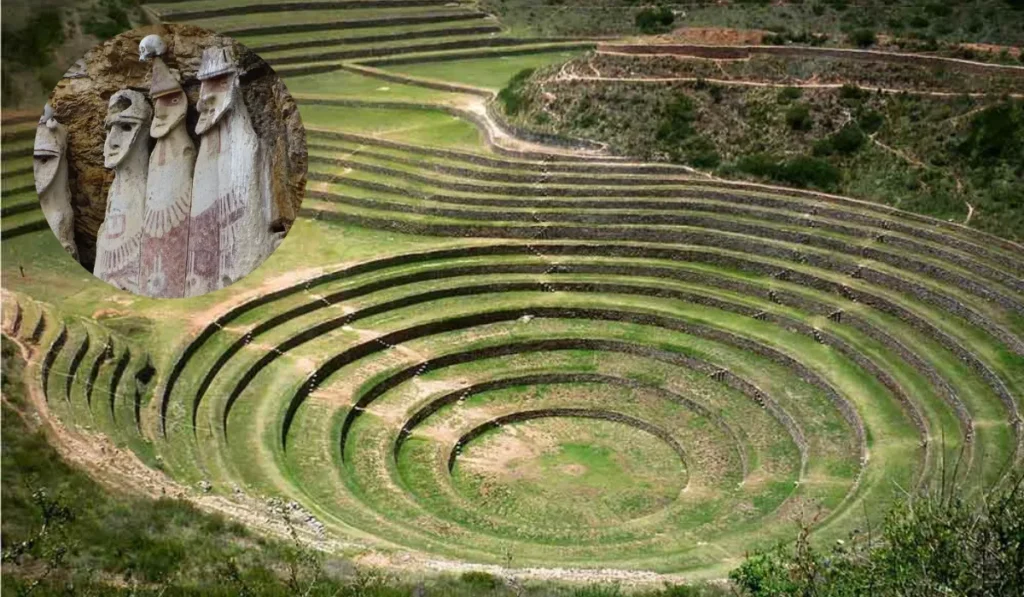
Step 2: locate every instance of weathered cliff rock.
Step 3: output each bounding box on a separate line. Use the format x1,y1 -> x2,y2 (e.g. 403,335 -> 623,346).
48,24 -> 306,271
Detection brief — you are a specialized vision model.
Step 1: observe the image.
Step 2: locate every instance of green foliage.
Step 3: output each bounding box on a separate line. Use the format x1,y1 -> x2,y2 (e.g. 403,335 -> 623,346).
848,28 -> 878,47
857,109 -> 885,134
956,100 -> 1024,167
730,480 -> 1024,596
83,0 -> 134,40
483,0 -> 1024,45
656,94 -> 697,144
735,153 -> 841,190
460,570 -> 501,590
839,84 -> 868,101
654,94 -> 720,167
829,123 -> 867,154
785,103 -> 813,131
635,6 -> 675,34
497,68 -> 536,117
777,86 -> 803,104
1,9 -> 64,68
762,29 -> 829,46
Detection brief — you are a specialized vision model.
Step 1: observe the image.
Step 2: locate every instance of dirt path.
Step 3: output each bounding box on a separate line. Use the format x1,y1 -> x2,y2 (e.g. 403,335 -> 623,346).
551,67 -> 1024,98
453,94 -> 617,158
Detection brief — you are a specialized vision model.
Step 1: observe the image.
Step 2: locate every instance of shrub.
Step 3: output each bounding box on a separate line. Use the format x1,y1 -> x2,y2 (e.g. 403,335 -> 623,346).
839,83 -> 868,101
736,153 -> 840,190
635,6 -> 675,34
678,136 -> 721,168
830,123 -> 867,154
925,2 -> 954,17
957,100 -> 1023,166
779,155 -> 841,188
1,9 -> 64,68
785,103 -> 813,131
777,86 -> 803,104
858,109 -> 885,134
909,15 -> 931,28
497,68 -> 536,116
731,481 -> 1024,595
656,93 -> 698,144
84,0 -> 134,40
848,28 -> 877,47
459,570 -> 500,590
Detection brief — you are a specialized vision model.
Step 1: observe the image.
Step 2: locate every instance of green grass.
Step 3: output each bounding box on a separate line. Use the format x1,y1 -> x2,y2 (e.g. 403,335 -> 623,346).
381,50 -> 586,90
3,8 -> 1022,583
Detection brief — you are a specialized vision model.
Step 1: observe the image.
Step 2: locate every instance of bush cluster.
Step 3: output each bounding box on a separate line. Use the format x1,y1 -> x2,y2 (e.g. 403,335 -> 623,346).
635,6 -> 675,34
497,68 -> 537,117
731,481 -> 1024,596
735,153 -> 841,190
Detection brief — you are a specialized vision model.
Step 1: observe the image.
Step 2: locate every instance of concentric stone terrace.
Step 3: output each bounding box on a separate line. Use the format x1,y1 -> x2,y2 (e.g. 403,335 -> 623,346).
132,102 -> 1022,573
2,0 -> 1022,580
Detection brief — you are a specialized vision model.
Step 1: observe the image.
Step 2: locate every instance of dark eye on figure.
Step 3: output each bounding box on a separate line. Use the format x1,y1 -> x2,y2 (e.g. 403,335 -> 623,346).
120,123 -> 132,132
171,96 -> 180,104
35,156 -> 52,164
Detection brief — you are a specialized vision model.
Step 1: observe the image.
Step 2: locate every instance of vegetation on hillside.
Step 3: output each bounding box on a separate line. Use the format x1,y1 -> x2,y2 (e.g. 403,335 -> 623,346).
481,0 -> 1024,48
497,60 -> 1024,240
0,0 -> 140,109
732,478 -> 1024,596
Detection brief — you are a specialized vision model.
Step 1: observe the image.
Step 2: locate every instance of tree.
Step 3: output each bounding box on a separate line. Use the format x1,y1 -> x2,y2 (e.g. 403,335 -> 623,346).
785,103 -> 813,131
848,28 -> 877,48
635,6 -> 675,34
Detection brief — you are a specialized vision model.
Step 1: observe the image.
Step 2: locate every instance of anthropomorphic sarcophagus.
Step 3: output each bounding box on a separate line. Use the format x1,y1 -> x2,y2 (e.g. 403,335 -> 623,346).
94,90 -> 152,294
139,36 -> 196,298
34,103 -> 78,260
185,46 -> 276,297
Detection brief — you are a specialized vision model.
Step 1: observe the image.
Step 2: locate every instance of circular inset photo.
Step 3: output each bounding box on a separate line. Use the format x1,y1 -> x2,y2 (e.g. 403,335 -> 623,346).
34,24 -> 307,298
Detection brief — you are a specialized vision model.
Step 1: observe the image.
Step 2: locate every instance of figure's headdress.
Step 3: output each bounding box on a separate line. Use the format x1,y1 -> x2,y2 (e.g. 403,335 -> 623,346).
33,122 -> 64,158
104,90 -> 152,128
150,57 -> 183,98
34,104 -> 67,194
197,46 -> 238,80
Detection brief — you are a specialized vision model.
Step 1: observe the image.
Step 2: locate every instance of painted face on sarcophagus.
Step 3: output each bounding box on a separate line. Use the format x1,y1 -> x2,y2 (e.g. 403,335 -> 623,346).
195,46 -> 241,135
103,90 -> 151,168
195,73 -> 236,135
151,91 -> 187,138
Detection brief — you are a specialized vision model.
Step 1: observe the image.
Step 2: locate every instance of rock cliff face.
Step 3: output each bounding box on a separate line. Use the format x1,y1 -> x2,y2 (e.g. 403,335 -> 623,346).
48,24 -> 306,271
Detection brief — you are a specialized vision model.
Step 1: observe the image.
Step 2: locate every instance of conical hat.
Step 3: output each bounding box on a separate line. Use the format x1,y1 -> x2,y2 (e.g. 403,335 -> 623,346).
150,57 -> 183,98
197,46 -> 237,80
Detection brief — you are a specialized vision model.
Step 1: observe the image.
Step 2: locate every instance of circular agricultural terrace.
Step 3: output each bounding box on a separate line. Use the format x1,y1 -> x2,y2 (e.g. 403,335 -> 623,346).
142,125 -> 1022,573
3,0 -> 1022,580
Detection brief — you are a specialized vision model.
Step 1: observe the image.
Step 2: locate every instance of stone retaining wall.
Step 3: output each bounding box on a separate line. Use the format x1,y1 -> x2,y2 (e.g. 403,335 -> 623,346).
41,325 -> 68,402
